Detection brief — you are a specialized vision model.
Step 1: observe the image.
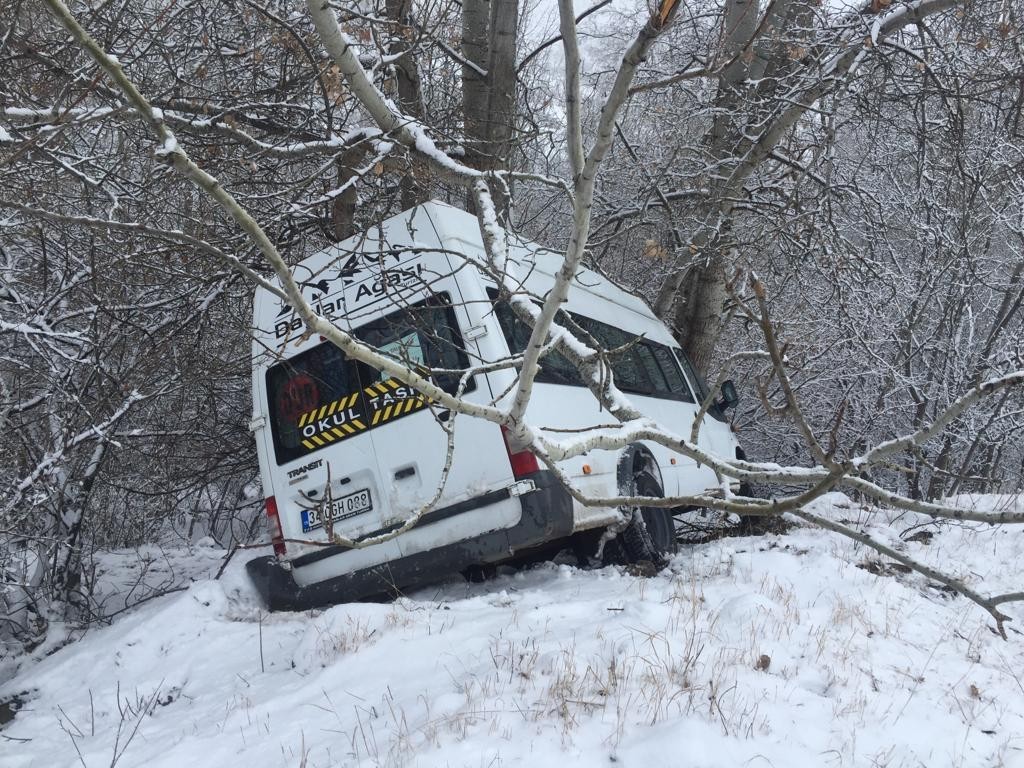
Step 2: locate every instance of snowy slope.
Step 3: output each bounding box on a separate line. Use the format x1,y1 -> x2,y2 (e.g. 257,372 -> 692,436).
2,494 -> 1023,768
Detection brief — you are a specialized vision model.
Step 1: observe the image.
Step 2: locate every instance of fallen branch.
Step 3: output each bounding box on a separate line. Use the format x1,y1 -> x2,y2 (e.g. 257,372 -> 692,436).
794,506 -> 1014,639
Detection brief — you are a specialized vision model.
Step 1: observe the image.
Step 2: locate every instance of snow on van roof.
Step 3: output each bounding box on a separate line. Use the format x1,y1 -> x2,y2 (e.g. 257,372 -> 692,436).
416,201 -> 657,315
256,200 -> 669,343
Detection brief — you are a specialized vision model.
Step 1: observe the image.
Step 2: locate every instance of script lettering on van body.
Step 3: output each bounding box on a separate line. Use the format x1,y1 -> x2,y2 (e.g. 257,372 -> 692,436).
353,264 -> 425,303
273,264 -> 426,339
274,296 -> 340,339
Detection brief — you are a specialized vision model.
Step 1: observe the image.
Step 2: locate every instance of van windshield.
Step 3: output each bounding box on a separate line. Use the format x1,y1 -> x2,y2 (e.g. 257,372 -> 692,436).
266,295 -> 472,465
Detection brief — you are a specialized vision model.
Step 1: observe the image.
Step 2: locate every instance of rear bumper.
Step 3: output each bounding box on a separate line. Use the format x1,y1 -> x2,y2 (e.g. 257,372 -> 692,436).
245,470 -> 573,611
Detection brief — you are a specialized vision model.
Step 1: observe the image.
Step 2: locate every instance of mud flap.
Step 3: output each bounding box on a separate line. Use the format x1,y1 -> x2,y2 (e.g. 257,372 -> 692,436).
245,556 -> 308,612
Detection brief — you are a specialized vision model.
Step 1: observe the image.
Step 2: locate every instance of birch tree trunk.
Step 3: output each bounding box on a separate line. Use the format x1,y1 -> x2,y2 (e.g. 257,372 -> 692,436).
667,0 -> 756,373
462,0 -> 519,218
385,0 -> 428,210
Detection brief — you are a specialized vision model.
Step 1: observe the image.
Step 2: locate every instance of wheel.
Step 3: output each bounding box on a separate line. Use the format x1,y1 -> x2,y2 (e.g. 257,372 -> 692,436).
736,481 -> 780,534
461,563 -> 497,583
608,470 -> 677,566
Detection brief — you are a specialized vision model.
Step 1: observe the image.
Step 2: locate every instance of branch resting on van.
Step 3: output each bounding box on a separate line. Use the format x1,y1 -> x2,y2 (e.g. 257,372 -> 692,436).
306,0 -> 668,446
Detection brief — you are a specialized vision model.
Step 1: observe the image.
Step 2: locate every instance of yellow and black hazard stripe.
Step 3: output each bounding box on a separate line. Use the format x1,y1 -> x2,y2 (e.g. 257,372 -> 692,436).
300,417 -> 368,450
362,378 -> 402,397
365,377 -> 431,427
294,379 -> 433,453
297,391 -> 361,429
370,394 -> 427,425
296,389 -> 368,450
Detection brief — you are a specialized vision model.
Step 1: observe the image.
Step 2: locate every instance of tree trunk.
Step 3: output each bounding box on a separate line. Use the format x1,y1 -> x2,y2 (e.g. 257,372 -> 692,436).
926,436 -> 953,501
665,0 -> 754,373
483,0 -> 518,216
462,0 -> 490,172
660,0 -> 828,375
332,148 -> 363,241
462,0 -> 519,218
673,248 -> 730,375
385,0 -> 428,209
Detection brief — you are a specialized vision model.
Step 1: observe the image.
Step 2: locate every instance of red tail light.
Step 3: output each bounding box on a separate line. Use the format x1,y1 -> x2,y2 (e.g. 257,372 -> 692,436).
265,496 -> 286,556
501,425 -> 540,478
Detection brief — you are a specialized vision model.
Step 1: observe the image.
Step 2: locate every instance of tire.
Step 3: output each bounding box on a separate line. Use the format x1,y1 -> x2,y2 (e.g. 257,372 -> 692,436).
461,563 -> 497,583
736,481 -> 775,534
610,470 -> 677,566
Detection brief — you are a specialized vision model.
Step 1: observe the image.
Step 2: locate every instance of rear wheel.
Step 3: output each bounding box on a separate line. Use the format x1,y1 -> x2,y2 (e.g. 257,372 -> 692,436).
608,470 -> 677,566
461,563 -> 497,583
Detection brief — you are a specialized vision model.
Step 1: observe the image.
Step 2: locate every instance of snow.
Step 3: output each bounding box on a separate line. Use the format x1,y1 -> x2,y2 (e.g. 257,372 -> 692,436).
155,135 -> 178,156
0,321 -> 84,340
2,106 -> 115,121
3,495 -> 1024,767
408,122 -> 480,179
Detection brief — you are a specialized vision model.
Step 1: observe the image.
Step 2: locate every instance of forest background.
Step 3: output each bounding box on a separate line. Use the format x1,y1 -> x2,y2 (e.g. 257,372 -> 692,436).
1,0 -> 1022,654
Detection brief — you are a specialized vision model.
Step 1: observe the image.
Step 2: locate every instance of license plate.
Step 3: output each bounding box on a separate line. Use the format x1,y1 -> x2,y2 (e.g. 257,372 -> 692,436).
300,488 -> 373,533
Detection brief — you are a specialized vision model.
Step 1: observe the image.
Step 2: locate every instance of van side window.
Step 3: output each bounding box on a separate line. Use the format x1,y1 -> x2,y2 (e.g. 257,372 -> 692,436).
266,294 -> 474,465
489,293 -> 584,387
636,344 -> 671,393
651,345 -> 694,402
488,290 -> 695,403
575,318 -> 666,396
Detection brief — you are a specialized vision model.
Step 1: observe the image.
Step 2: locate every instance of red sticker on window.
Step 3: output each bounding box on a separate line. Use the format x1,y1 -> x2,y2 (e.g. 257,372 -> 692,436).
278,374 -> 319,425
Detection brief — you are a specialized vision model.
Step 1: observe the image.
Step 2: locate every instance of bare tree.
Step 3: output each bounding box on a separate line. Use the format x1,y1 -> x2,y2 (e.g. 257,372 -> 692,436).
1,0 -> 1022,652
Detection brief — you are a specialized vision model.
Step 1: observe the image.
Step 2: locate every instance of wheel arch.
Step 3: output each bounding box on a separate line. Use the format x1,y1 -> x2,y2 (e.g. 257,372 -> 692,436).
616,444 -> 663,495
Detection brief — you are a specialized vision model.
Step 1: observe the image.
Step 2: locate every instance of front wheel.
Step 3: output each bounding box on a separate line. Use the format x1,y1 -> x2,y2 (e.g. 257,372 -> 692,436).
736,481 -> 782,534
608,470 -> 677,566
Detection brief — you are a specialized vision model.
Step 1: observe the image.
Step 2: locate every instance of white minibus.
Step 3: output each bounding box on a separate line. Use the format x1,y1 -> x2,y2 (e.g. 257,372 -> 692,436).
246,201 -> 742,609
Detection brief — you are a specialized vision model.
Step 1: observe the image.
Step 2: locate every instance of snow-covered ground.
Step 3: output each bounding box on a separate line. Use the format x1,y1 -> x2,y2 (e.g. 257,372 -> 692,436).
2,494 -> 1024,768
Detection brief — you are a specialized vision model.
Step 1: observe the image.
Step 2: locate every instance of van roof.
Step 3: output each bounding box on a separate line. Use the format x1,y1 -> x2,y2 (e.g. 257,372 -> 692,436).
254,201 -> 672,345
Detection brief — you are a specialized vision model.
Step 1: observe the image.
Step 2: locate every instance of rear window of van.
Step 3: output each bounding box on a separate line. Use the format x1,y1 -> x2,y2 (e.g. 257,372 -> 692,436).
266,295 -> 473,464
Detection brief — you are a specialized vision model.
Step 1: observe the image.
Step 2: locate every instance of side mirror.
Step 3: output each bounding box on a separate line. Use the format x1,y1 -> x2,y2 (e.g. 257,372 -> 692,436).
719,379 -> 739,410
